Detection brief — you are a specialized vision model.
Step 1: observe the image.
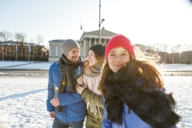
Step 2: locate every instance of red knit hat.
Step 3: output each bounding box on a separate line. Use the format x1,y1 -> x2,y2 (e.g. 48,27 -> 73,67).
105,34 -> 135,59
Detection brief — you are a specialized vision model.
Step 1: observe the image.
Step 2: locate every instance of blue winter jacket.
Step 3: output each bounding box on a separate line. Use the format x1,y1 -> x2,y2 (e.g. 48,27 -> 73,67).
102,88 -> 177,128
103,103 -> 152,128
46,62 -> 87,123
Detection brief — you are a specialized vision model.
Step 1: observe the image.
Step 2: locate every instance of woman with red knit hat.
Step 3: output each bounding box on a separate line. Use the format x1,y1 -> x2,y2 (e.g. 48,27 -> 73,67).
98,34 -> 180,128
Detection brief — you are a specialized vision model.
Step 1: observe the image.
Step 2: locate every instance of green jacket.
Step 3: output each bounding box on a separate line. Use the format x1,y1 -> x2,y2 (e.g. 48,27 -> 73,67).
82,88 -> 104,128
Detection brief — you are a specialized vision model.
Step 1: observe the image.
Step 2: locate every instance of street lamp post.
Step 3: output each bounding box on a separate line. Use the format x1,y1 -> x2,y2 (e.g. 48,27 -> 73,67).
28,45 -> 31,62
1,45 -> 4,61
99,0 -> 104,44
16,44 -> 18,61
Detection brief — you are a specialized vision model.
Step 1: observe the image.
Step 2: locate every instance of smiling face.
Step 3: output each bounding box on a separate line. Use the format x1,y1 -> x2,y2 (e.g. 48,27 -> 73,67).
107,47 -> 130,73
66,48 -> 80,63
88,50 -> 98,66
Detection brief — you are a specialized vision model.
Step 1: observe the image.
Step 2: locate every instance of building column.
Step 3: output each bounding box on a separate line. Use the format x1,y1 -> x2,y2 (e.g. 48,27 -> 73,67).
83,39 -> 87,57
49,45 -> 52,56
80,40 -> 83,57
94,38 -> 96,44
89,38 -> 92,48
104,39 -> 107,45
56,45 -> 58,56
106,39 -> 108,45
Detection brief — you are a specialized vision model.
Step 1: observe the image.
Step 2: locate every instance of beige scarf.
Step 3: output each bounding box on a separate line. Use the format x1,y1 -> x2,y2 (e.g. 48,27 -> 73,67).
84,62 -> 102,117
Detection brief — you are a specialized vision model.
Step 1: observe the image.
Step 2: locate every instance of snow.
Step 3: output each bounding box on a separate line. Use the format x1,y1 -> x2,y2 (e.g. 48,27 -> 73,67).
163,76 -> 192,128
0,61 -> 192,127
0,61 -> 53,70
0,77 -> 52,128
0,61 -> 192,71
155,64 -> 192,72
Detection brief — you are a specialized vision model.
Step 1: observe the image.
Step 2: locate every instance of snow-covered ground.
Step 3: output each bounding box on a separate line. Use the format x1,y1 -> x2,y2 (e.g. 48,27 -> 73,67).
0,61 -> 192,71
0,76 -> 52,128
155,64 -> 192,72
0,76 -> 191,128
163,76 -> 192,128
0,61 -> 52,70
0,61 -> 192,128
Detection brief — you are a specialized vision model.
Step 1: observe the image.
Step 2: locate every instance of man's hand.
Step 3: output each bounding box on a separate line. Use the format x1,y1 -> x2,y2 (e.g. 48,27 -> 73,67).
50,97 -> 60,107
49,111 -> 55,118
76,84 -> 87,95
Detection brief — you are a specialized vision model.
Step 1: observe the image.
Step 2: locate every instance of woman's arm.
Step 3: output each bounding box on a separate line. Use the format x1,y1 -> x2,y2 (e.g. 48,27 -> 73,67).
81,88 -> 104,108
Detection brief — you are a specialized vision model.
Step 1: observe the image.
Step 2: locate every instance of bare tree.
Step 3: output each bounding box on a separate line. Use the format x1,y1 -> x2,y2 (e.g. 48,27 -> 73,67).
14,32 -> 27,60
154,43 -> 160,53
0,30 -> 13,43
182,43 -> 192,51
29,38 -> 34,43
36,35 -> 44,45
159,43 -> 168,63
170,45 -> 175,64
15,32 -> 27,44
182,44 -> 192,64
145,44 -> 154,53
170,44 -> 181,64
36,35 -> 44,61
176,44 -> 182,63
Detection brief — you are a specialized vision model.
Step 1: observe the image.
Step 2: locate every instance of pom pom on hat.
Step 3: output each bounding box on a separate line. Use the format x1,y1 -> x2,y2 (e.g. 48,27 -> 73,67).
60,39 -> 80,56
105,34 -> 135,59
89,44 -> 105,57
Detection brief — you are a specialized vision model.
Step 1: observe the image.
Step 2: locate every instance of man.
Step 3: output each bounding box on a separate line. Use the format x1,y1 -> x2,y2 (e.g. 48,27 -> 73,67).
46,39 -> 86,128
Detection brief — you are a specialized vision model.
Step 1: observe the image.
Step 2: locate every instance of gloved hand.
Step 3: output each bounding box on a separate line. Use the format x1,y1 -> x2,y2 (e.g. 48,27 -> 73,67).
76,84 -> 87,95
76,76 -> 83,85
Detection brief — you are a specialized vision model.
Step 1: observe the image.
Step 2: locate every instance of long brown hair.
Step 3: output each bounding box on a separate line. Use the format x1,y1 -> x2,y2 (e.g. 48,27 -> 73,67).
98,53 -> 164,96
83,53 -> 104,74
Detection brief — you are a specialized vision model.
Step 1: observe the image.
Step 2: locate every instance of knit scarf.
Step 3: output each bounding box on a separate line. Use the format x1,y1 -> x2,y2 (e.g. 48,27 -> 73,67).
84,62 -> 101,77
104,62 -> 181,128
84,62 -> 103,117
57,54 -> 83,112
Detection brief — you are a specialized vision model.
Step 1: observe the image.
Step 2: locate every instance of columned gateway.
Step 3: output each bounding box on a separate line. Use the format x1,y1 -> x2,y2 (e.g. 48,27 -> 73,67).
48,28 -> 117,62
80,27 -> 117,60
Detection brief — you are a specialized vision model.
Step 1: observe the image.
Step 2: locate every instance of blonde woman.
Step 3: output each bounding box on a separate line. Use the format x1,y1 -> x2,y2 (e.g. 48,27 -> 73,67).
76,44 -> 105,128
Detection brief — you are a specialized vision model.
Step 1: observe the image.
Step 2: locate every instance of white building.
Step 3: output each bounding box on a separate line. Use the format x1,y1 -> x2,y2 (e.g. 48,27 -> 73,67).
48,28 -> 117,62
49,39 -> 66,62
80,27 -> 117,59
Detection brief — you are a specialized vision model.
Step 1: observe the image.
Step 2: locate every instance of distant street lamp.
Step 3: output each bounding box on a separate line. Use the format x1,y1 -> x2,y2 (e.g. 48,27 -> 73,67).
16,44 -> 18,61
1,45 -> 4,61
28,45 -> 31,62
99,0 -> 105,44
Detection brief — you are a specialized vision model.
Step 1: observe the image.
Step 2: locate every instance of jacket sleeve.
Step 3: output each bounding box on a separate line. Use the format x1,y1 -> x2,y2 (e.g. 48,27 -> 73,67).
58,92 -> 84,106
81,88 -> 104,108
102,107 -> 112,128
46,65 -> 55,112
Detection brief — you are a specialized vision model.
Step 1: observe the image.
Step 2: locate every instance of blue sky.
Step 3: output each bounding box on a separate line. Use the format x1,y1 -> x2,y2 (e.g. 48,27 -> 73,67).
0,0 -> 192,48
